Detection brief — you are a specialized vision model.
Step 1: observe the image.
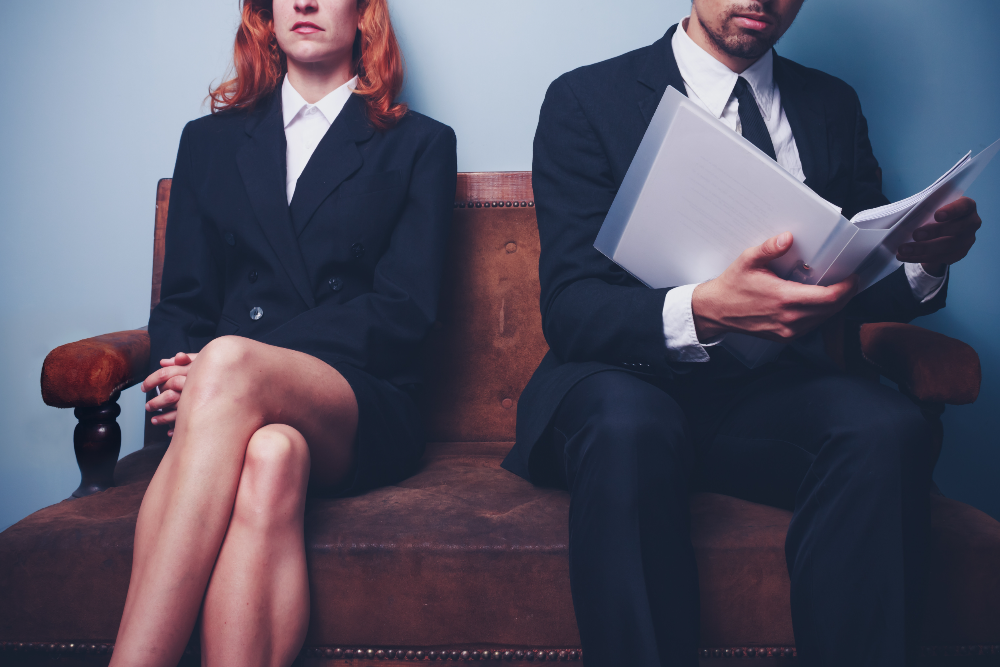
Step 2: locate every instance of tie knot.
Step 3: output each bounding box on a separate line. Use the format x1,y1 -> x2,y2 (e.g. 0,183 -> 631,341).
733,76 -> 753,98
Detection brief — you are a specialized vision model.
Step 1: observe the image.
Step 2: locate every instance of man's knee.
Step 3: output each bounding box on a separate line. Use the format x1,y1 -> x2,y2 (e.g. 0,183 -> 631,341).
233,425 -> 311,526
559,373 -> 692,490
828,382 -> 932,481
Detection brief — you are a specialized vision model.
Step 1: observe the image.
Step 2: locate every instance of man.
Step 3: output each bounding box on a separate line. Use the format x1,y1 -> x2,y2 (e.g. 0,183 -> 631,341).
501,1 -> 983,666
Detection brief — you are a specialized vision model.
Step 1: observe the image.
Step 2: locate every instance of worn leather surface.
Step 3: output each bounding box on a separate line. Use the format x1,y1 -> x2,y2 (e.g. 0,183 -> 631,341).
418,206 -> 549,443
3,443 -> 999,649
860,322 -> 981,405
41,330 -> 151,408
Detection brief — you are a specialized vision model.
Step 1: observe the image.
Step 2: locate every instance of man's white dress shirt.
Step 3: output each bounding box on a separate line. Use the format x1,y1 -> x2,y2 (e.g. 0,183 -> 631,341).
282,74 -> 358,204
661,20 -> 946,362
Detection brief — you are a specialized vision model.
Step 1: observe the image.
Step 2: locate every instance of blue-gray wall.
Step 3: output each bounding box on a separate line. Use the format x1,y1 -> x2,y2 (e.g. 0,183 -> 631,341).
1,0 -> 997,531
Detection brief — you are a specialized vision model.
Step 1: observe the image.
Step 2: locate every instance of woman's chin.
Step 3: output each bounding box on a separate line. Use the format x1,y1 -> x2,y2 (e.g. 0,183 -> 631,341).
283,46 -> 351,71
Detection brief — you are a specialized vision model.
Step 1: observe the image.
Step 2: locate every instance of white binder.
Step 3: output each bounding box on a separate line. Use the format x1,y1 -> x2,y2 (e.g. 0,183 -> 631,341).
595,86 -> 999,367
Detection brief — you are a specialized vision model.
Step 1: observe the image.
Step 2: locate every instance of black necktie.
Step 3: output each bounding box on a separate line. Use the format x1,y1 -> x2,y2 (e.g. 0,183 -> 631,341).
733,76 -> 776,161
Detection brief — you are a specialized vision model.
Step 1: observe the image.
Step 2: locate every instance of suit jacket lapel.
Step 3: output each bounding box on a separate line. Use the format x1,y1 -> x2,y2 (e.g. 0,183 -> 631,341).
289,94 -> 373,236
236,92 -> 316,308
637,24 -> 687,127
773,54 -> 829,193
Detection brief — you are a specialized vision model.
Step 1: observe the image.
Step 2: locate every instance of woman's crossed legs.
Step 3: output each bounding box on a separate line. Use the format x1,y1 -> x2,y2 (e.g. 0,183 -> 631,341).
110,336 -> 359,667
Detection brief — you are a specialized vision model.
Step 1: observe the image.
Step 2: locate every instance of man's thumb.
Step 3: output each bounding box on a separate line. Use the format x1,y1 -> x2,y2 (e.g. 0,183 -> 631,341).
747,232 -> 793,266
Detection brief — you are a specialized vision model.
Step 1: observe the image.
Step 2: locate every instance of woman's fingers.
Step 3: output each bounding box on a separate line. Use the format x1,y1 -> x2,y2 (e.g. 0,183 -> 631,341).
158,351 -> 199,368
174,352 -> 198,366
140,363 -> 194,392
151,410 -> 178,426
141,366 -> 176,392
146,389 -> 180,413
140,367 -> 164,393
145,352 -> 197,427
158,352 -> 184,367
162,375 -> 187,393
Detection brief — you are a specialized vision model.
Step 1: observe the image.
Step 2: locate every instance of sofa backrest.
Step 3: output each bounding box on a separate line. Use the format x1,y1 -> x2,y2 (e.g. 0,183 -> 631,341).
149,173 -> 549,446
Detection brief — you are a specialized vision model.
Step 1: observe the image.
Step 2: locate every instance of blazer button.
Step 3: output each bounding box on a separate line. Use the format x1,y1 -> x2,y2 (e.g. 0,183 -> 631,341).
351,242 -> 365,259
249,306 -> 263,320
248,270 -> 258,283
328,277 -> 343,292
224,232 -> 236,246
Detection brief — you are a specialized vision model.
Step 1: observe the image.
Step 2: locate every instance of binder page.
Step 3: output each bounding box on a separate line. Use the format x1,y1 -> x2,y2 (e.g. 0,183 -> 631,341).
817,227 -> 892,287
861,137 -> 999,291
851,152 -> 971,230
599,88 -> 847,291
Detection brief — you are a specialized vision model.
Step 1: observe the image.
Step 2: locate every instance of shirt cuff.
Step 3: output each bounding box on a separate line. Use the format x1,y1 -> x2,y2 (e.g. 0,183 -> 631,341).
904,263 -> 947,303
662,284 -> 720,363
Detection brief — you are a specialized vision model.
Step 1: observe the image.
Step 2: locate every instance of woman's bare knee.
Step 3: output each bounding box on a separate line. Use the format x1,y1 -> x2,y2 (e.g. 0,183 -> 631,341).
175,336 -> 262,418
245,425 -> 310,475
231,425 -> 311,527
187,336 -> 254,387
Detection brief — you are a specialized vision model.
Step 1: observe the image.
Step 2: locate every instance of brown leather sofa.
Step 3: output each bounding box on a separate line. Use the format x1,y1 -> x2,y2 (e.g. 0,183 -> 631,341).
2,173 -> 999,666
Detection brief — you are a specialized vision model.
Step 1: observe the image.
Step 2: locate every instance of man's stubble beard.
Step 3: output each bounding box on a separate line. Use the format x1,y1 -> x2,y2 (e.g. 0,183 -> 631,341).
697,4 -> 782,61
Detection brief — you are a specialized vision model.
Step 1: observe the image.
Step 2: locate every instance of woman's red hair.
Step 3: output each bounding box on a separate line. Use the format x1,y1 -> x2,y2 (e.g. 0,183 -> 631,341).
209,0 -> 406,131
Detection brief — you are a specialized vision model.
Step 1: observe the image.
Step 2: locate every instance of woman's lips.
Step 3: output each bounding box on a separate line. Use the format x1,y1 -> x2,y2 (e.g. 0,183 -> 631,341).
292,22 -> 324,34
733,15 -> 771,31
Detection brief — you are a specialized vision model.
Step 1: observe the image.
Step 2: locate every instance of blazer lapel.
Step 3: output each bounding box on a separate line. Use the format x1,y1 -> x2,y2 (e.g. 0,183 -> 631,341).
236,92 -> 317,308
637,24 -> 687,126
774,54 -> 829,193
289,94 -> 373,236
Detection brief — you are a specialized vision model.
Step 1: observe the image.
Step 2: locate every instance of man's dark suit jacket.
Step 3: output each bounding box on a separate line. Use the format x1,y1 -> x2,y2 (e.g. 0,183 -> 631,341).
501,25 -> 947,482
148,91 -> 458,386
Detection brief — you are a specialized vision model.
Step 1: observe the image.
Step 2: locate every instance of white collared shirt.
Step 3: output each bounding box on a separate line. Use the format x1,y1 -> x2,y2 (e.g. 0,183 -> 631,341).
282,74 -> 358,204
661,19 -> 946,363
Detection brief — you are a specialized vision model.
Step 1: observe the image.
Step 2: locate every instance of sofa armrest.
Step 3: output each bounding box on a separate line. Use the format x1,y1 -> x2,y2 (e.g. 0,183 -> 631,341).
41,329 -> 151,408
859,323 -> 981,405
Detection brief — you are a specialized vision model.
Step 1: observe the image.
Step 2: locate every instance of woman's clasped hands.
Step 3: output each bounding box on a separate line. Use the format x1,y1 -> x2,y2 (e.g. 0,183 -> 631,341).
140,352 -> 199,437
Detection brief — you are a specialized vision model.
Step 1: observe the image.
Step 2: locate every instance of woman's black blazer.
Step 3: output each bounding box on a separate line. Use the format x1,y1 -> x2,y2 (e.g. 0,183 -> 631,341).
148,91 -> 458,385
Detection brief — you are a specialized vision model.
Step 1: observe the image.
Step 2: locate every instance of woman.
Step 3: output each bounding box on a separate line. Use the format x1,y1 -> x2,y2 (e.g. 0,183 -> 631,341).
109,0 -> 456,665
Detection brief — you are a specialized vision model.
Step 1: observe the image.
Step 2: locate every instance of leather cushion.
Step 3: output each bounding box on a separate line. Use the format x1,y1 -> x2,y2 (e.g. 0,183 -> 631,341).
417,206 -> 549,444
2,444 -> 998,649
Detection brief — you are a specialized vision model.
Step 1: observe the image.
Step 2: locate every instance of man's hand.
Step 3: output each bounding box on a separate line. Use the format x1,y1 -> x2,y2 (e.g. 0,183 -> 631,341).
692,232 -> 859,342
140,352 -> 199,437
897,196 -> 981,277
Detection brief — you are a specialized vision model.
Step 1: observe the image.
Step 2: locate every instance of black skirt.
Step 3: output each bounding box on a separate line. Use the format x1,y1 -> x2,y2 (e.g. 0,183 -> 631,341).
315,363 -> 425,498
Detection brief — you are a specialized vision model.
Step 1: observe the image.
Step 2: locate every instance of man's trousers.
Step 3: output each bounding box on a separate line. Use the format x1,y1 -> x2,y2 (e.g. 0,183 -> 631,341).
546,364 -> 934,667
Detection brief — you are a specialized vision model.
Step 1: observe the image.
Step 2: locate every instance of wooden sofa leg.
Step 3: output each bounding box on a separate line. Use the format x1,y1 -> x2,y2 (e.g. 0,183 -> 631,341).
71,393 -> 122,498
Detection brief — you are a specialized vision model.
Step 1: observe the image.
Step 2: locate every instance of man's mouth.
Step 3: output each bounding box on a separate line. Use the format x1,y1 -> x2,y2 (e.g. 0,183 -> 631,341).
292,21 -> 324,34
732,14 -> 772,31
